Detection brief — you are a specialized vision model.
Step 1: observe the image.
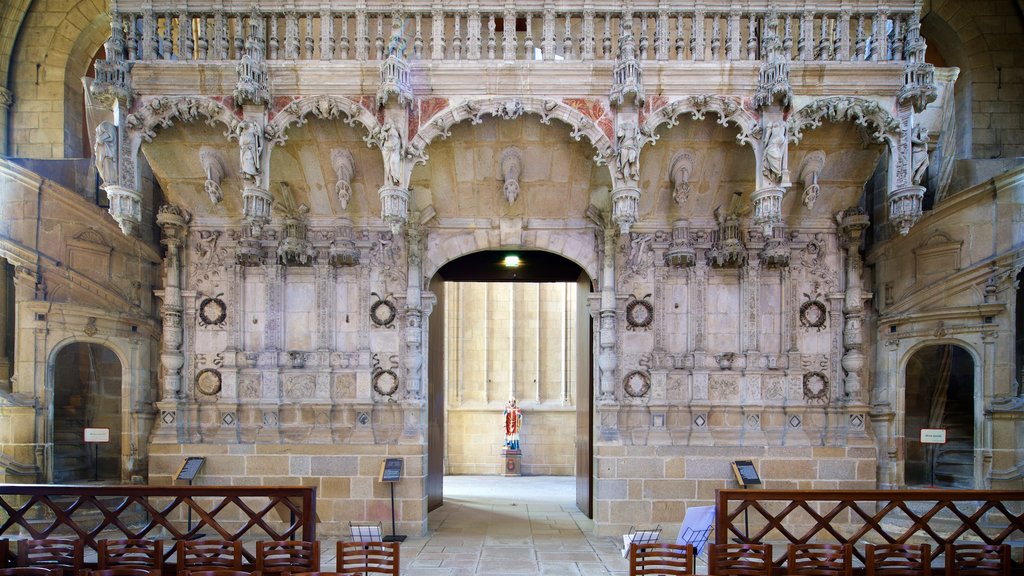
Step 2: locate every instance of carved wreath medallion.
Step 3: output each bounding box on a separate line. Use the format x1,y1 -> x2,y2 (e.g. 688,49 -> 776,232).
799,300 -> 827,330
372,369 -> 399,397
803,371 -> 829,404
625,294 -> 654,331
195,368 -> 223,396
369,292 -> 397,328
198,296 -> 227,327
623,370 -> 651,398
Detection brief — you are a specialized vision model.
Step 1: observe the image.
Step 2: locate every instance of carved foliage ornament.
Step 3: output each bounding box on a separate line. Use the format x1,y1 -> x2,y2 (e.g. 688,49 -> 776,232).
625,294 -> 654,331
196,369 -> 222,396
799,299 -> 827,330
370,292 -> 397,328
788,96 -> 899,145
803,371 -> 829,404
623,370 -> 651,398
371,353 -> 400,397
198,295 -> 227,327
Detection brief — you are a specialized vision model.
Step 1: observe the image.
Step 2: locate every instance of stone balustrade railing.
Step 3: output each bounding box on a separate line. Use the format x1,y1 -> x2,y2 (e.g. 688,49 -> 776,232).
109,1 -> 919,64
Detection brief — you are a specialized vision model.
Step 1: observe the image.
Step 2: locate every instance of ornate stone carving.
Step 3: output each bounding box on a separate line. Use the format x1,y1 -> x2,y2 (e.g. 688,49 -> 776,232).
669,150 -> 694,206
331,149 -> 355,210
284,375 -> 316,400
198,147 -> 226,205
898,11 -> 937,113
377,21 -> 412,108
235,228 -> 265,267
622,370 -> 651,398
500,147 -> 522,205
276,200 -> 316,266
624,233 -> 655,279
760,228 -> 790,268
803,371 -> 829,404
236,120 -> 264,185
328,222 -> 360,267
195,369 -> 222,396
788,96 -> 898,145
371,353 -> 400,398
911,125 -> 930,186
198,296 -> 227,327
126,96 -> 239,144
797,151 -> 826,209
754,12 -> 792,110
90,27 -> 133,107
624,294 -> 653,331
664,220 -> 696,269
707,206 -> 747,268
609,19 -> 644,107
370,292 -> 397,328
234,11 -> 270,106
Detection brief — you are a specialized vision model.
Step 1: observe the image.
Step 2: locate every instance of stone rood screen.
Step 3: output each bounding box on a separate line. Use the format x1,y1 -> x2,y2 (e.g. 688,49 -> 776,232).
107,0 -> 919,64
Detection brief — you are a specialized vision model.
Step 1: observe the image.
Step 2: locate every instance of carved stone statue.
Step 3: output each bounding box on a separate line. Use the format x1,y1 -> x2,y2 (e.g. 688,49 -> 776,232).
378,119 -> 403,187
911,125 -> 929,185
762,121 -> 786,185
94,121 -> 117,186
500,147 -> 522,205
236,120 -> 263,183
331,149 -> 355,209
615,120 -> 640,184
669,150 -> 694,206
199,147 -> 225,205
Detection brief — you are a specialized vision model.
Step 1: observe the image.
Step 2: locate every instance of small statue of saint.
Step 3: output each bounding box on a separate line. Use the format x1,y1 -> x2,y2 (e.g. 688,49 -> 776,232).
503,398 -> 522,452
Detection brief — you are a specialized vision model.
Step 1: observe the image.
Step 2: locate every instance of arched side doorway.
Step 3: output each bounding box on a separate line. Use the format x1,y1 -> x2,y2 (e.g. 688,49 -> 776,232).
427,250 -> 594,516
904,343 -> 975,488
51,342 -> 123,483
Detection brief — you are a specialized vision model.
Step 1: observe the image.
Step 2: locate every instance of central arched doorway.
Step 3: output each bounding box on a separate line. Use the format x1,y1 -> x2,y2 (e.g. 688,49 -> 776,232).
427,250 -> 594,516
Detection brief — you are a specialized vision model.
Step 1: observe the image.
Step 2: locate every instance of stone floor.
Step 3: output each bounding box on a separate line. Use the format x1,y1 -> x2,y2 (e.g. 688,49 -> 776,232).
322,475 -> 709,575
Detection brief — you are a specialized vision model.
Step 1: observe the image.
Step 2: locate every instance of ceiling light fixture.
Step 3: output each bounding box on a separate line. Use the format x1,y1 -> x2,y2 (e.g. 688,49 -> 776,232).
502,255 -> 521,268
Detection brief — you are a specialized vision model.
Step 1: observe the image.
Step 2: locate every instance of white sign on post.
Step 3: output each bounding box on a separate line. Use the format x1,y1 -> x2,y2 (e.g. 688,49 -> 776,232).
84,427 -> 110,443
920,429 -> 947,444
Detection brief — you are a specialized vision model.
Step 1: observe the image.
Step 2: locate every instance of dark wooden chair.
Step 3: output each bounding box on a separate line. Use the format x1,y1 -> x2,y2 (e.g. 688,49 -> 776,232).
182,571 -> 258,576
0,568 -> 61,576
865,543 -> 931,576
628,542 -> 694,575
945,543 -> 1011,576
336,541 -> 399,576
0,540 -> 10,568
16,539 -> 83,576
176,541 -> 244,573
85,569 -> 160,576
786,543 -> 853,576
255,542 -> 319,575
708,543 -> 773,576
97,540 -> 164,571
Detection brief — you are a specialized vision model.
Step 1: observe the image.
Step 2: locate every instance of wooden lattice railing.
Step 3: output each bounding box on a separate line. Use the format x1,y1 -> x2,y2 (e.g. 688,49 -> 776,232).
716,489 -> 1024,571
0,484 -> 317,565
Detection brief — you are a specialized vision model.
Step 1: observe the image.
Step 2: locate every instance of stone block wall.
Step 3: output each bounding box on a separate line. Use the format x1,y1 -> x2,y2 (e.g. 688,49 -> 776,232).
148,442 -> 428,538
592,443 -> 878,537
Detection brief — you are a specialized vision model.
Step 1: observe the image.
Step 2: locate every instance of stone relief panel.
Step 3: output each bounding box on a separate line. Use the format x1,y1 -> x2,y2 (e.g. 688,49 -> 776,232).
708,375 -> 740,403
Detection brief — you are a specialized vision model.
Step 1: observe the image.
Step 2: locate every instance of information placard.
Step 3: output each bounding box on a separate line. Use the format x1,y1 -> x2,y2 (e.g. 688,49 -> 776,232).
920,429 -> 947,444
731,460 -> 762,487
379,458 -> 403,483
84,428 -> 110,443
176,456 -> 206,481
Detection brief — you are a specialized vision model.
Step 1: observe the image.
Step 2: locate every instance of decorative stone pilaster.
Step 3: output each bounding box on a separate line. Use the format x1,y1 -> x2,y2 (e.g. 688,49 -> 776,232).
154,204 -> 190,442
839,209 -> 869,399
403,213 -> 425,400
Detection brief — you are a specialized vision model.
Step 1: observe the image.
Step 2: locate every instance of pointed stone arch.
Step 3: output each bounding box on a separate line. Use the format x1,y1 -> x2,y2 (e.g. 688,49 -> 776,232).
408,96 -> 615,165
125,96 -> 240,143
641,95 -> 760,148
788,96 -> 900,147
265,95 -> 382,148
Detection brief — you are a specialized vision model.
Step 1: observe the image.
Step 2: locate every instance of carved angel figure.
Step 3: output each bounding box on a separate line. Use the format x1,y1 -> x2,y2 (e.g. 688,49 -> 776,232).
615,121 -> 640,184
236,120 -> 263,182
377,119 -> 403,187
94,121 -> 118,186
911,125 -> 929,185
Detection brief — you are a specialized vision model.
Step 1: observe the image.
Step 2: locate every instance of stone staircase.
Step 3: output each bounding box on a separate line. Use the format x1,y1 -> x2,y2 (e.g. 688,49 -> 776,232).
931,411 -> 975,488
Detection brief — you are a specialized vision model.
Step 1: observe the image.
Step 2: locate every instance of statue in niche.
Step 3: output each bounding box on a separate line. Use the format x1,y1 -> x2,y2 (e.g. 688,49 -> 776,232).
762,121 -> 786,185
199,147 -> 225,204
501,147 -> 522,205
377,119 -> 403,187
615,120 -> 640,184
331,148 -> 355,209
911,125 -> 929,185
503,398 -> 522,452
94,121 -> 117,186
236,120 -> 263,182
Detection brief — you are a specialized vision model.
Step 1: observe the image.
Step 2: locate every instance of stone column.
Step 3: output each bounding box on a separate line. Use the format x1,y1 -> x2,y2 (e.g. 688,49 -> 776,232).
839,210 -> 869,399
0,88 -> 11,158
152,205 -> 190,442
401,214 -> 427,443
596,223 -> 620,442
0,259 -> 10,389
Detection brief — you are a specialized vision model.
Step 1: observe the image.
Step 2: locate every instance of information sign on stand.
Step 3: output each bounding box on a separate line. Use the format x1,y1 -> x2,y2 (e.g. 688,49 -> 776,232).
176,457 -> 206,482
378,458 -> 406,543
84,428 -> 110,481
731,460 -> 762,487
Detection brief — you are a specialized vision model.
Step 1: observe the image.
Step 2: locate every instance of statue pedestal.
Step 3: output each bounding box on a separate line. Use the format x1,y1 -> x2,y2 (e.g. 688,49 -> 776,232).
501,449 -> 521,477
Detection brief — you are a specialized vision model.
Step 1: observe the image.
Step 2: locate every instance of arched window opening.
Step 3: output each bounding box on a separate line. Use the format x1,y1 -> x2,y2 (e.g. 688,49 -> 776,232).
52,343 -> 122,483
905,344 -> 974,488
